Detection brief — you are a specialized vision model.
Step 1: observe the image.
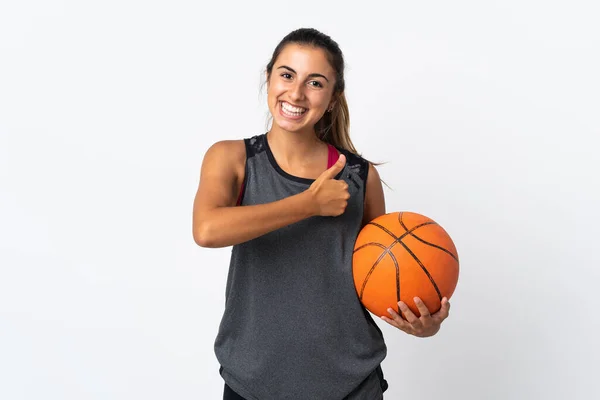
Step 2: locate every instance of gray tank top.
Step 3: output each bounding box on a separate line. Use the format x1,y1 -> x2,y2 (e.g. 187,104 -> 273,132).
214,133 -> 387,400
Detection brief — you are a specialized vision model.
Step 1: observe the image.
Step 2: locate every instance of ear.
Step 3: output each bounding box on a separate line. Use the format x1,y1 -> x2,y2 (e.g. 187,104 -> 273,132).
328,92 -> 340,111
327,99 -> 336,112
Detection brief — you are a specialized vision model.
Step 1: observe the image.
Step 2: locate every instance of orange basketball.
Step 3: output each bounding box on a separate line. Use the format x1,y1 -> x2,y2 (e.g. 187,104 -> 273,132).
352,211 -> 459,318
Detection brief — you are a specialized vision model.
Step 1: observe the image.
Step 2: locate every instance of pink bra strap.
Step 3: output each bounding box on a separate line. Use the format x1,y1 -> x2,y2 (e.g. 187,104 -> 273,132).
327,144 -> 338,168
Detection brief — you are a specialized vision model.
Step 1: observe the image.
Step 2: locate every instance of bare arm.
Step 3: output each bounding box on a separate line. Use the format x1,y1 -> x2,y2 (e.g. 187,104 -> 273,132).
362,163 -> 386,227
192,140 -> 348,248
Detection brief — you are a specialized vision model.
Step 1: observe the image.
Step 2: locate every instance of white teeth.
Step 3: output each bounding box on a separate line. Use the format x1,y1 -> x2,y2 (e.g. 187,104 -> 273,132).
281,101 -> 306,114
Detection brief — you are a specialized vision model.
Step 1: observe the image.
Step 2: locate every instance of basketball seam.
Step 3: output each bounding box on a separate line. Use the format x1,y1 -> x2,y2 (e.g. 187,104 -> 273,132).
355,242 -> 401,309
398,213 -> 459,261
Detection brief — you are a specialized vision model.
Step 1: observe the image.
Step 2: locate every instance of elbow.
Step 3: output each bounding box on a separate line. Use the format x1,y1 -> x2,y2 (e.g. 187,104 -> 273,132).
193,221 -> 219,248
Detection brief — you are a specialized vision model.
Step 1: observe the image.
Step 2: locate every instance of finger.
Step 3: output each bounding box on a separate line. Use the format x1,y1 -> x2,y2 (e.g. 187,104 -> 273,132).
380,315 -> 402,330
382,308 -> 411,331
320,154 -> 346,180
434,297 -> 451,321
413,297 -> 431,319
398,301 -> 420,325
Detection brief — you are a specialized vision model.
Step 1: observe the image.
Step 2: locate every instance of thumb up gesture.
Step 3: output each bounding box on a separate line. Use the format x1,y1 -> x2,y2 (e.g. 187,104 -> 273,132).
307,154 -> 350,217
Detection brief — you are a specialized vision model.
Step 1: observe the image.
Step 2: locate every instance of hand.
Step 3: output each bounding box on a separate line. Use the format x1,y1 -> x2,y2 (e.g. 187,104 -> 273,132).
307,154 -> 349,217
380,297 -> 450,338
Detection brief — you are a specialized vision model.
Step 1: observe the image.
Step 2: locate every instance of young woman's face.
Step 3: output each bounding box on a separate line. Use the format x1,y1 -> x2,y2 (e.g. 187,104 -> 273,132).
267,44 -> 337,134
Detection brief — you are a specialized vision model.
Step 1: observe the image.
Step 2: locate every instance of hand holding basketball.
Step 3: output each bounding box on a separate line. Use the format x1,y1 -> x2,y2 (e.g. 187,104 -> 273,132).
352,211 -> 459,337
381,296 -> 451,338
307,154 -> 349,217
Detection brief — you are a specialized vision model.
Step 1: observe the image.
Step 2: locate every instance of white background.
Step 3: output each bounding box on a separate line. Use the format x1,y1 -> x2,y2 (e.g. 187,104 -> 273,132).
1,1 -> 599,399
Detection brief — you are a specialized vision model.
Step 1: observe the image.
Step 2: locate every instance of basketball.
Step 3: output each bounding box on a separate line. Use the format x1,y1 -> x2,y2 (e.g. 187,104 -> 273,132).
352,211 -> 459,318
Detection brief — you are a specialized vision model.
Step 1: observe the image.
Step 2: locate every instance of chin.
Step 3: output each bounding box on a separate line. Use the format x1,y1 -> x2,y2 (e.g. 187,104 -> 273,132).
273,114 -> 319,134
275,123 -> 302,133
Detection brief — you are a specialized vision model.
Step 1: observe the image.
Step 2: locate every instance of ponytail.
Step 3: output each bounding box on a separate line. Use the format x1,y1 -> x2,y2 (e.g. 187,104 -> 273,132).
315,92 -> 359,155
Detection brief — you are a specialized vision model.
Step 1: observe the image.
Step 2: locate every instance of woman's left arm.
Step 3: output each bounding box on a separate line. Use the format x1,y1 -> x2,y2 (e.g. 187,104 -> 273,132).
362,162 -> 451,337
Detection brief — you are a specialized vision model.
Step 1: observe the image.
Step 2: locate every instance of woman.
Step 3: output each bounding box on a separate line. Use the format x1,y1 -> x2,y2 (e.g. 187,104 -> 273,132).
192,28 -> 450,400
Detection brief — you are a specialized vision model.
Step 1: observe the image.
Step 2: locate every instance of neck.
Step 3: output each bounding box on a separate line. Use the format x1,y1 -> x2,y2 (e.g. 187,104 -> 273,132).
266,125 -> 326,167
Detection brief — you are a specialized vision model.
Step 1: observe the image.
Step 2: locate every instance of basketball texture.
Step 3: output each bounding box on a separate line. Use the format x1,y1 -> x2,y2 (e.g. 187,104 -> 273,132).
352,211 -> 459,318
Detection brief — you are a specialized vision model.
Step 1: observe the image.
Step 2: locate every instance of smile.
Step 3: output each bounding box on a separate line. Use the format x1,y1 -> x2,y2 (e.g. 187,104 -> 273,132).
280,101 -> 307,118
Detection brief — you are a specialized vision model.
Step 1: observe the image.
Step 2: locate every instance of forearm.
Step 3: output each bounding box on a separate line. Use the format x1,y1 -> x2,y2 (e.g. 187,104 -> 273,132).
194,190 -> 315,248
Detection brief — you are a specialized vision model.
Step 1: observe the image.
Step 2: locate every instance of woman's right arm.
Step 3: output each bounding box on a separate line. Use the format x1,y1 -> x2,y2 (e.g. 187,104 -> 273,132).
192,140 -> 348,248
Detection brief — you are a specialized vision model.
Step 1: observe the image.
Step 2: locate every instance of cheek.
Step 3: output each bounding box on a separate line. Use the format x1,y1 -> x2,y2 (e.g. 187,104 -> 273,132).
266,92 -> 279,112
308,92 -> 331,110
267,83 -> 284,104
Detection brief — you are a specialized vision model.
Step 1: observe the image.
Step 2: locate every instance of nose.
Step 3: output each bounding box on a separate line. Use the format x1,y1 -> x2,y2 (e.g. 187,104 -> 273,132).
288,80 -> 305,102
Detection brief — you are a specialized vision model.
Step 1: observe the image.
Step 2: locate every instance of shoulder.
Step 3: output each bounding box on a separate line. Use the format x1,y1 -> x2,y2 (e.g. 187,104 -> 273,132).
365,162 -> 381,185
337,148 -> 370,183
201,139 -> 247,181
204,139 -> 246,159
347,153 -> 382,195
204,133 -> 268,160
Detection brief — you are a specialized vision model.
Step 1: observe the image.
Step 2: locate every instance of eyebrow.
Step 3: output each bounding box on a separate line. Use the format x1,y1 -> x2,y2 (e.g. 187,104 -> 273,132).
277,65 -> 330,82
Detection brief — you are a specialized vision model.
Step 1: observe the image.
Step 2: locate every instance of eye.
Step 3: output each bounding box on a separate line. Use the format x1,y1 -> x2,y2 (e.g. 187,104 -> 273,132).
281,73 -> 292,79
309,80 -> 323,88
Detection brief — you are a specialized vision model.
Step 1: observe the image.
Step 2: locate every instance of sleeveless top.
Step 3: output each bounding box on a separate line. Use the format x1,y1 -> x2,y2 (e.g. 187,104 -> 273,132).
214,133 -> 387,400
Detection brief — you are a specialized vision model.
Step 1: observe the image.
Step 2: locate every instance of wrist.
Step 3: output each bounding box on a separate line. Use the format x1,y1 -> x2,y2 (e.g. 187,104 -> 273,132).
298,189 -> 318,218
